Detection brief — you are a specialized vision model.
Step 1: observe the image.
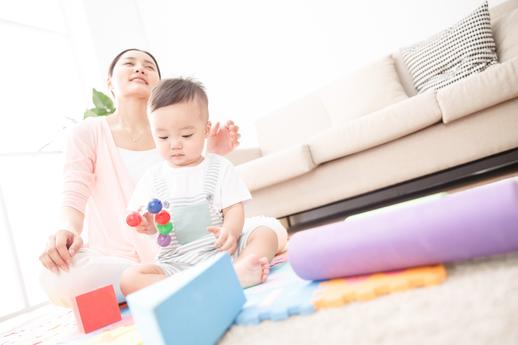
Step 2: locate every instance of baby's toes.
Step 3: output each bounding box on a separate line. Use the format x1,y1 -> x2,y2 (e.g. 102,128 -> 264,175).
261,265 -> 270,282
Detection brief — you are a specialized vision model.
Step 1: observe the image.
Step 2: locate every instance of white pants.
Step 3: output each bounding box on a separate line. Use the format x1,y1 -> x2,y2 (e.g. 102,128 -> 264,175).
39,216 -> 288,307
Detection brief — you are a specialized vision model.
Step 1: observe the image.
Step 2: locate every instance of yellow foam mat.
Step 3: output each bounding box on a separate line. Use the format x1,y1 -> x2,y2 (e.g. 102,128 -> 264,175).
313,265 -> 447,309
86,325 -> 141,345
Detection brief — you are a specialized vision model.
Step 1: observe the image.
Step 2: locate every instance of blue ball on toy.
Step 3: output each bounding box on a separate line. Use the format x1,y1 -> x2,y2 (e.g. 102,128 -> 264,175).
147,198 -> 163,214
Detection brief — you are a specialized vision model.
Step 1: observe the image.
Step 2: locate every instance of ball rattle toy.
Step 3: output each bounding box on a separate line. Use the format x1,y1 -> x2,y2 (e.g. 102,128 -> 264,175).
126,198 -> 174,247
125,212 -> 142,227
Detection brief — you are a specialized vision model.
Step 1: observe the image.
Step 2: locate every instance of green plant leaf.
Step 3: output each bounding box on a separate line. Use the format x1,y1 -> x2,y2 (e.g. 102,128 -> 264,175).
92,88 -> 115,112
84,88 -> 116,119
84,107 -> 110,119
84,108 -> 97,119
94,107 -> 109,116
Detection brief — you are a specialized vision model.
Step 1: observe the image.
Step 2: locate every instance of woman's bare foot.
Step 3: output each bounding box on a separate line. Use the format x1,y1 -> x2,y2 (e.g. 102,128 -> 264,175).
234,254 -> 270,288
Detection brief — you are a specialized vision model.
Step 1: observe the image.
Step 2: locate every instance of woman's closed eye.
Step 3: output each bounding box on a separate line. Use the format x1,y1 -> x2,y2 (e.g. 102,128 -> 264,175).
158,136 -> 168,140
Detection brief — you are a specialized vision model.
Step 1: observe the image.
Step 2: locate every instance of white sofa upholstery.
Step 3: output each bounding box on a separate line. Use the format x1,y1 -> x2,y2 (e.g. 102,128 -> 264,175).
227,0 -> 518,226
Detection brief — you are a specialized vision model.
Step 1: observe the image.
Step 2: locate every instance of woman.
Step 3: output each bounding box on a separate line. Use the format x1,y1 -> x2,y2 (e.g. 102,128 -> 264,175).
39,49 -> 287,307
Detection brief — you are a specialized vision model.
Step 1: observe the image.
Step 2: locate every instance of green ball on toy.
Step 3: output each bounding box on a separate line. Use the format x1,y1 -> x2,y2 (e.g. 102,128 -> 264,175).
157,222 -> 173,235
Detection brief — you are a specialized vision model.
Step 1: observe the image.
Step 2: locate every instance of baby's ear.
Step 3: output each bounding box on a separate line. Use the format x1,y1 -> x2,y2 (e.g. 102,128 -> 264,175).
205,121 -> 212,137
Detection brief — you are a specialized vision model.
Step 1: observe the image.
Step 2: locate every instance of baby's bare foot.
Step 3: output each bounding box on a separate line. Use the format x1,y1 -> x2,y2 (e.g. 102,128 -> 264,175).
234,254 -> 270,288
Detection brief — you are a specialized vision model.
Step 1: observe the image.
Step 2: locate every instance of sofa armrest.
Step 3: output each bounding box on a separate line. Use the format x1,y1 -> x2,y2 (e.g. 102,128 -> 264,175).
437,57 -> 518,124
224,147 -> 263,166
236,144 -> 316,192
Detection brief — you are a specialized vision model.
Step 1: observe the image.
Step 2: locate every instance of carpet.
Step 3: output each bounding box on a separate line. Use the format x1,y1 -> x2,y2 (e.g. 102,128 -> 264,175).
221,252 -> 518,345
0,255 -> 446,344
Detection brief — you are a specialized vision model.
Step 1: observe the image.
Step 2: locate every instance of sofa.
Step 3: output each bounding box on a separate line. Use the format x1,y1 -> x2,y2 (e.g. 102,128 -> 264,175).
226,0 -> 518,230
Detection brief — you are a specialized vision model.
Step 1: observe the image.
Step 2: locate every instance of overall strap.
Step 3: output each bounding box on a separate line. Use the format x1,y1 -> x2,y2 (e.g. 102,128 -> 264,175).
151,164 -> 170,203
203,154 -> 224,226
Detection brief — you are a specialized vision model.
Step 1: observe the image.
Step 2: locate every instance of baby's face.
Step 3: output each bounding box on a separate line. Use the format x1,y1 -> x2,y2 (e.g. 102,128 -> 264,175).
149,99 -> 210,167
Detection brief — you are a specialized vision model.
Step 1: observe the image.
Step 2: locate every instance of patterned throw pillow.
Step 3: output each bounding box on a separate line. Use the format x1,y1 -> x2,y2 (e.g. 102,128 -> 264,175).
401,1 -> 498,93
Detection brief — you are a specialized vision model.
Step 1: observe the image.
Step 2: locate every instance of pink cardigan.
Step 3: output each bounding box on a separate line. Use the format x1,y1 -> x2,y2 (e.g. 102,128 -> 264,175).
63,117 -> 158,263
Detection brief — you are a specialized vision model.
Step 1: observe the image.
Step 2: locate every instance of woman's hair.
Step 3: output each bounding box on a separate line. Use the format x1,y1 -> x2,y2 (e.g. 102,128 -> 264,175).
149,78 -> 208,113
108,48 -> 161,78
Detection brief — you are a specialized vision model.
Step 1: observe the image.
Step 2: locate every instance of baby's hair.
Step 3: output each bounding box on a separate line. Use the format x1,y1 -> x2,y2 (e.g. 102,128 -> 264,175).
149,78 -> 208,113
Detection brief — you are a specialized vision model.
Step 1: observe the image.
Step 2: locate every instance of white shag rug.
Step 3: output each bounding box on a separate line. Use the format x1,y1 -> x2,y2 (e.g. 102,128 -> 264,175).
220,252 -> 518,345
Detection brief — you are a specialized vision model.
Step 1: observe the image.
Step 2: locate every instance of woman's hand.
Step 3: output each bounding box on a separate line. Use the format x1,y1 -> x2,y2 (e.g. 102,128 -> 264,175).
208,226 -> 238,255
39,229 -> 83,273
207,120 -> 240,155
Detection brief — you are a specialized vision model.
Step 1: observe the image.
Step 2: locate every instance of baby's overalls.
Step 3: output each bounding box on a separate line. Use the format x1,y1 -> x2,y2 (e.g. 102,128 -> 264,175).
151,155 -> 224,276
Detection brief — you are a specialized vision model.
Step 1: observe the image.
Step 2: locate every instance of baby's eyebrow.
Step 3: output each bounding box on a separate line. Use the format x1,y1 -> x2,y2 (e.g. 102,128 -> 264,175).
180,126 -> 195,130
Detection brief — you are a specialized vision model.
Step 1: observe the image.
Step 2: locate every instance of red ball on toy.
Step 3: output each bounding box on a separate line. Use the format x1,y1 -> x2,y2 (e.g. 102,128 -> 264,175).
155,210 -> 171,225
126,212 -> 142,227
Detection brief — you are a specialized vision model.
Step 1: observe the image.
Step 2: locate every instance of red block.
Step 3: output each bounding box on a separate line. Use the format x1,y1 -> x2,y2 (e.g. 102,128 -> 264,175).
72,285 -> 122,333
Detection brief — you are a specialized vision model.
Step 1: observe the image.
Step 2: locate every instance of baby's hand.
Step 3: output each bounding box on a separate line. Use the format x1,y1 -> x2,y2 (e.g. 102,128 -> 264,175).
127,209 -> 157,235
208,226 -> 237,254
136,213 -> 157,235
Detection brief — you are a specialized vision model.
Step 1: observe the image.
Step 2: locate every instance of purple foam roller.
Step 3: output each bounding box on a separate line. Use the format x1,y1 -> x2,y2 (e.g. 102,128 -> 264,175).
289,179 -> 518,280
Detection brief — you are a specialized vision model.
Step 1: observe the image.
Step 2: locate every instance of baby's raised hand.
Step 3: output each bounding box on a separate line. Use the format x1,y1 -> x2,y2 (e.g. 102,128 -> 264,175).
208,226 -> 237,254
206,120 -> 240,155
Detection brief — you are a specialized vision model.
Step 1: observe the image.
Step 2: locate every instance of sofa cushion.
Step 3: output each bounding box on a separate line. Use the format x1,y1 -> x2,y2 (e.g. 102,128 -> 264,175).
225,147 -> 263,166
489,0 -> 518,22
255,95 -> 331,155
437,57 -> 518,124
317,56 -> 408,125
236,144 -> 315,192
492,8 -> 518,62
400,1 -> 498,93
308,91 -> 441,165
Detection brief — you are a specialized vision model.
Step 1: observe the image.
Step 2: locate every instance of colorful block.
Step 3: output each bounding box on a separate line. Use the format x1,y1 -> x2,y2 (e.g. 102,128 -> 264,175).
72,285 -> 122,333
127,252 -> 245,345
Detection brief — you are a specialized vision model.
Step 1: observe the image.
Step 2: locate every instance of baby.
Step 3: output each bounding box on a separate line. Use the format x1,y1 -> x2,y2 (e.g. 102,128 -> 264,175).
120,78 -> 286,296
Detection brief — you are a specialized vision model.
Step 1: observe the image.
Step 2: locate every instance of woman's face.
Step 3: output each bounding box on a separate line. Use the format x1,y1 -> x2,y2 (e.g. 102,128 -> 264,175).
108,50 -> 160,100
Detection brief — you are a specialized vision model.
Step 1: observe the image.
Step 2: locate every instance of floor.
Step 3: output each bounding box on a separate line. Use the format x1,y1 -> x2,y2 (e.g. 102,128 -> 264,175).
4,252 -> 516,345
221,252 -> 518,345
2,174 -> 517,344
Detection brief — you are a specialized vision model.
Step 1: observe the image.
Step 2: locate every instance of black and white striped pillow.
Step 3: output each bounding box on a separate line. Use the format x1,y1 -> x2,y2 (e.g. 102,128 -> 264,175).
401,1 -> 498,93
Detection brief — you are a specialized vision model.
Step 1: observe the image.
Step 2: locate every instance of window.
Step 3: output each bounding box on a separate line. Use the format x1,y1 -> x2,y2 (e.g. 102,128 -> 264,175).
0,0 -> 82,319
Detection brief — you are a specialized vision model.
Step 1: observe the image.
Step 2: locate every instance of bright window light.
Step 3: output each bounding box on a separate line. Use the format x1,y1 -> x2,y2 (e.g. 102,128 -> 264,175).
0,1 -> 81,319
